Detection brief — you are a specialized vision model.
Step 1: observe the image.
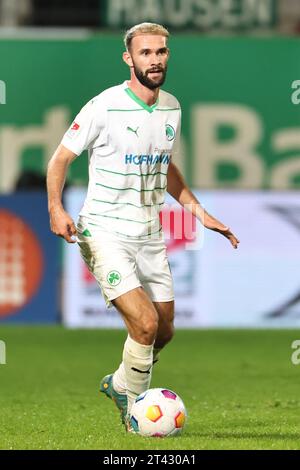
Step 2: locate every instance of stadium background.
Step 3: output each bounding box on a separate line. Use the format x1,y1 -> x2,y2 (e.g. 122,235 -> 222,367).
1,0 -> 300,450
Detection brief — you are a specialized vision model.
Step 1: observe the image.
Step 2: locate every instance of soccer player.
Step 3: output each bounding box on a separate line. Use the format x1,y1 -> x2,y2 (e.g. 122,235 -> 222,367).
47,22 -> 239,431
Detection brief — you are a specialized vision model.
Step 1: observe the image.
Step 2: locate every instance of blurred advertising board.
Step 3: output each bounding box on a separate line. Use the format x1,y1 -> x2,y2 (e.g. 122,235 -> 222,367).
1,36 -> 300,192
0,193 -> 58,323
102,0 -> 277,31
63,188 -> 300,328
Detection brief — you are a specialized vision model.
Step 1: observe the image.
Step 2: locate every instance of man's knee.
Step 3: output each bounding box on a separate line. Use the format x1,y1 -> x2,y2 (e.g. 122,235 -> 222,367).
165,323 -> 175,344
138,312 -> 159,345
155,323 -> 175,348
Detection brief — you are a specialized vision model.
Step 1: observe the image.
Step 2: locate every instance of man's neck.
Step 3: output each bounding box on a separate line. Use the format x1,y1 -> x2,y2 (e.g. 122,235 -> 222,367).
127,78 -> 159,106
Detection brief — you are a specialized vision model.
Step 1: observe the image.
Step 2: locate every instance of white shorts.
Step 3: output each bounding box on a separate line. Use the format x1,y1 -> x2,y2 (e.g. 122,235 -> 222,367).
76,217 -> 174,308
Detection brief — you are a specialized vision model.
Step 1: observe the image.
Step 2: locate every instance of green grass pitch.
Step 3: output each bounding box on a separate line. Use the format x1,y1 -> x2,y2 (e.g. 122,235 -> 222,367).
1,327 -> 300,450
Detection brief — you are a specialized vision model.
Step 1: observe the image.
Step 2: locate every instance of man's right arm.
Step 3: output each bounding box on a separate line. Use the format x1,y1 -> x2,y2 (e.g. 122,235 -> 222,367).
46,143 -> 78,243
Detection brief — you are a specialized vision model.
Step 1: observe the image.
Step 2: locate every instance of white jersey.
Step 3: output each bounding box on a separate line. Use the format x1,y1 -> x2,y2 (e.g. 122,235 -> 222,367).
61,80 -> 181,238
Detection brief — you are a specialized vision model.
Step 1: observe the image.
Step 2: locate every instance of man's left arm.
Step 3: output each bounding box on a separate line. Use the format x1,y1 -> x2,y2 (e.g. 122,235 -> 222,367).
167,162 -> 240,249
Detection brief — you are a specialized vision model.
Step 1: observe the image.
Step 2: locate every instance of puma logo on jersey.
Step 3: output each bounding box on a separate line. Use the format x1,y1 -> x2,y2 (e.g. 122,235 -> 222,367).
127,126 -> 139,137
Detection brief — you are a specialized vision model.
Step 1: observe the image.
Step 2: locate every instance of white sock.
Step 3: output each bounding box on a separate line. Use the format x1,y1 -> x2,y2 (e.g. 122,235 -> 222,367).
122,335 -> 154,414
113,347 -> 162,395
112,362 -> 127,394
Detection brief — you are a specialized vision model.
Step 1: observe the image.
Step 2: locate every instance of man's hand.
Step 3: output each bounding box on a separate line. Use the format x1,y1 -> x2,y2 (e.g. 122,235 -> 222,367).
47,144 -> 78,243
204,218 -> 240,249
49,206 -> 77,244
166,162 -> 239,249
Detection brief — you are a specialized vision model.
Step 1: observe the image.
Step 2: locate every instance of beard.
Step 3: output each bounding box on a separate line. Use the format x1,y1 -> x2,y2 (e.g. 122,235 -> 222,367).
132,62 -> 167,90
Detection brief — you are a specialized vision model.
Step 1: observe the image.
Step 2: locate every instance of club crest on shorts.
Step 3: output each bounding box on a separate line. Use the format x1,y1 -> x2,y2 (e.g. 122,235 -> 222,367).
107,270 -> 121,286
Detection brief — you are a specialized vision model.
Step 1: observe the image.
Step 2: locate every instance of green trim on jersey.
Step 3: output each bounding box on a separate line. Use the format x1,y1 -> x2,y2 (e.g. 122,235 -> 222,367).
107,108 -> 144,112
87,221 -> 162,238
156,108 -> 180,111
95,182 -> 167,192
88,213 -> 157,224
107,108 -> 179,112
125,87 -> 158,113
96,167 -> 168,177
92,198 -> 164,208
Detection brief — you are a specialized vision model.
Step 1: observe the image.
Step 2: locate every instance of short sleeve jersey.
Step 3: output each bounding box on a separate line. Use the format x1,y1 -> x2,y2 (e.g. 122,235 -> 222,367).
61,81 -> 181,239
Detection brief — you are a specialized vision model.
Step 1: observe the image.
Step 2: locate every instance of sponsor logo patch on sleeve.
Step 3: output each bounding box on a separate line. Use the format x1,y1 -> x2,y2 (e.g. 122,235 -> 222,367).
66,121 -> 80,138
71,122 -> 80,131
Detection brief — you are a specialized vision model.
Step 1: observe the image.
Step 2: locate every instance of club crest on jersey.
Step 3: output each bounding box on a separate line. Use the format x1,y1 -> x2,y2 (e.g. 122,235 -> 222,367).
71,122 -> 80,131
166,124 -> 175,141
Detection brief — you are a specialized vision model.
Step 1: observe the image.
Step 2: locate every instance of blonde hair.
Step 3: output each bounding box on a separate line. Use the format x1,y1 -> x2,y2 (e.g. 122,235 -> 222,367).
124,22 -> 169,51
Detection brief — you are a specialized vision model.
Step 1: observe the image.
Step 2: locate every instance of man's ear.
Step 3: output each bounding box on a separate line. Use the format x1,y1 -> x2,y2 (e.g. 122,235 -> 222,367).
123,51 -> 133,68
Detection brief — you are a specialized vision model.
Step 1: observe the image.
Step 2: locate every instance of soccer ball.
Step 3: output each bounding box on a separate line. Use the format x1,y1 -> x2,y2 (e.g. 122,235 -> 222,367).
129,388 -> 187,437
